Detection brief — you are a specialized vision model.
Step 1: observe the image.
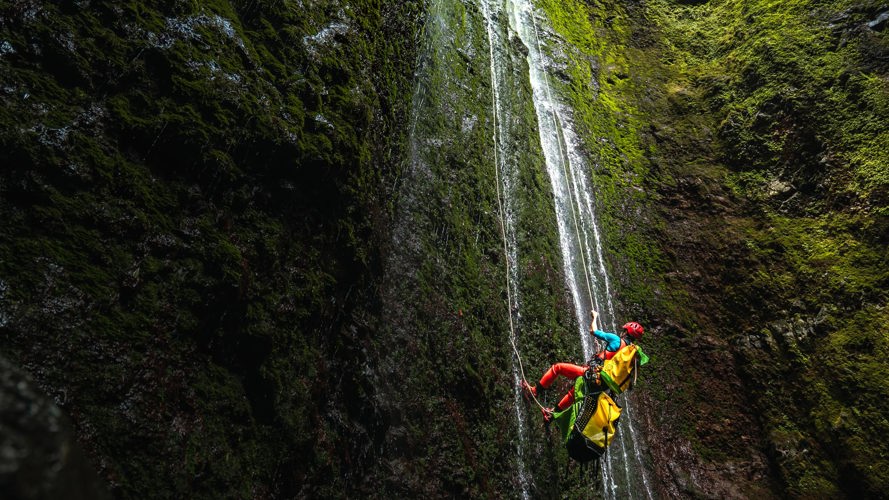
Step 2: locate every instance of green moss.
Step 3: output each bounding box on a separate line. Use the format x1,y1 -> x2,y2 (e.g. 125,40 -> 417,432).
535,0 -> 888,495
626,0 -> 889,494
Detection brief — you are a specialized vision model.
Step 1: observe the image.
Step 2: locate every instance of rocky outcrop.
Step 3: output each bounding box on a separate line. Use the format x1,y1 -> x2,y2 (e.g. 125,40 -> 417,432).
0,356 -> 108,500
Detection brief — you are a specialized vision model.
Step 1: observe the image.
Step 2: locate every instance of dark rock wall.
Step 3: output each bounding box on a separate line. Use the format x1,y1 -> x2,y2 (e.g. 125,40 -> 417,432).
0,0 -> 575,498
0,355 -> 110,500
0,0 -> 433,497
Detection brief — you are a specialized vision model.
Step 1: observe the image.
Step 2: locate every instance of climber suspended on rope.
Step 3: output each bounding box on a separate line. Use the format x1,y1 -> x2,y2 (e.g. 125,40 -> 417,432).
521,311 -> 650,462
522,310 -> 646,420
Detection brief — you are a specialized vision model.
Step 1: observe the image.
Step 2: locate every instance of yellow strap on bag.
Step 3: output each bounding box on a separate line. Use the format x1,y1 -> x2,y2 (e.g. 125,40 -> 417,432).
580,392 -> 621,448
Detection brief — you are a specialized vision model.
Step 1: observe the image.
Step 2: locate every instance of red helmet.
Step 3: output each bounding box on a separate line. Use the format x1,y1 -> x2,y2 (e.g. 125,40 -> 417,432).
622,322 -> 644,340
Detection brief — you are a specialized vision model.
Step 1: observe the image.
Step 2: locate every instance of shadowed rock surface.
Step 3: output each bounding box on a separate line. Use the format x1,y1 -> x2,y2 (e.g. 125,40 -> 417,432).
0,355 -> 109,500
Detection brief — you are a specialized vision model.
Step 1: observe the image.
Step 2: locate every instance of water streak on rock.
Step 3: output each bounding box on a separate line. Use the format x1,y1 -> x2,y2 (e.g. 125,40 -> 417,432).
506,0 -> 653,497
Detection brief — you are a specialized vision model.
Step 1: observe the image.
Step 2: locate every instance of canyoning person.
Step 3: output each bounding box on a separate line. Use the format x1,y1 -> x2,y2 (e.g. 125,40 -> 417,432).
522,310 -> 646,423
521,311 -> 650,462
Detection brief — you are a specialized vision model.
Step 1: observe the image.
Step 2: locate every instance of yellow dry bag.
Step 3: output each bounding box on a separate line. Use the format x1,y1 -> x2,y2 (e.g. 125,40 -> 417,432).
577,391 -> 621,449
600,344 -> 649,395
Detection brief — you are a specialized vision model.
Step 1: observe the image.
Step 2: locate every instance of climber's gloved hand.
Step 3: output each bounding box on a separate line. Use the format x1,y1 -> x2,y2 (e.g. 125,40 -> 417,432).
521,380 -> 538,398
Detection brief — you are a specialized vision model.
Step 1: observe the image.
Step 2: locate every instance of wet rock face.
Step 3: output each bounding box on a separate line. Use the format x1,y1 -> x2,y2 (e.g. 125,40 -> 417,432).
0,356 -> 108,500
0,0 -> 573,497
534,0 -> 888,496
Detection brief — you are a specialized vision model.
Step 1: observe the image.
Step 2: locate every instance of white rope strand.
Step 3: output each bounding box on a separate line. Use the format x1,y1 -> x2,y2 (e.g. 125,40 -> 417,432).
485,3 -> 545,411
527,8 -> 602,353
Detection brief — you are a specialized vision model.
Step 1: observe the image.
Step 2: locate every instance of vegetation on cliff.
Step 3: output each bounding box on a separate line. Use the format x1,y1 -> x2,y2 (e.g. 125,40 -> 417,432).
648,1 -> 889,495
2,0 -> 887,497
537,0 -> 888,496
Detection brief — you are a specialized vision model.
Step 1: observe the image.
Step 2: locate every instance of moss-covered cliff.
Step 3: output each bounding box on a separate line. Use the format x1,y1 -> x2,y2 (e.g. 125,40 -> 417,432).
2,0 -> 887,498
1,0 -> 574,497
534,0 -> 888,497
643,1 -> 889,495
0,0 -> 432,497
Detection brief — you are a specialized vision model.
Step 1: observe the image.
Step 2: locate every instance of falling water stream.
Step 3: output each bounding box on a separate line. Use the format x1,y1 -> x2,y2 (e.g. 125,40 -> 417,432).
405,0 -> 536,495
503,0 -> 654,498
410,0 -> 654,496
479,0 -> 532,497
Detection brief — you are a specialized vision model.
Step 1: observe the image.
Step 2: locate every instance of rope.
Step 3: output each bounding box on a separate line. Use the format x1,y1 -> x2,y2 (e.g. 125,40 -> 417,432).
483,0 -> 545,412
489,3 -> 607,414
527,7 -> 603,355
528,10 -> 596,310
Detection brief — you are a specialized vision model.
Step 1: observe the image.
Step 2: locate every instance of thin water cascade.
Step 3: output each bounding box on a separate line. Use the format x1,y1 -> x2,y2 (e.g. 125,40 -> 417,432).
479,0 -> 532,497
407,0 -> 535,496
409,0 -> 653,496
505,0 -> 654,497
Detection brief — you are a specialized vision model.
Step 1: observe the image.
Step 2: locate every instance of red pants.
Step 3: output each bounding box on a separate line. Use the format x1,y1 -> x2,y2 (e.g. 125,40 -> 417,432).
538,363 -> 588,411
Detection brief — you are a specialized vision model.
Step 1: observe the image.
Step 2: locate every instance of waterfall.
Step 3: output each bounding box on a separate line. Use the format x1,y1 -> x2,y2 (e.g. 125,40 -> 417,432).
408,0 -> 654,496
504,0 -> 654,497
405,0 -> 535,496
